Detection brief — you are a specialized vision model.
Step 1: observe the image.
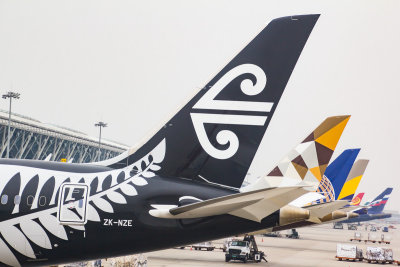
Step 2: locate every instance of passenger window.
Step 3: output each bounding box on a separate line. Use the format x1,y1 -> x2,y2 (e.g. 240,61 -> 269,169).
39,196 -> 46,206
14,195 -> 21,205
1,195 -> 8,205
27,195 -> 34,206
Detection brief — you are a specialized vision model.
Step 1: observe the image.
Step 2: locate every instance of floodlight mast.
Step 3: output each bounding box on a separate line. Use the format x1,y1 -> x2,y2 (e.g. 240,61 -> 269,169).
95,121 -> 107,160
2,91 -> 20,159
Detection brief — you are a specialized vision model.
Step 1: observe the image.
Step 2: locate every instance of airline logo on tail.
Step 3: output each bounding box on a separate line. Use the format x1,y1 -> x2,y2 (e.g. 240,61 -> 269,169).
191,64 -> 272,160
350,193 -> 364,206
370,195 -> 390,206
314,149 -> 360,203
140,14 -> 322,188
337,159 -> 369,201
315,175 -> 336,202
267,116 -> 350,187
367,187 -> 393,215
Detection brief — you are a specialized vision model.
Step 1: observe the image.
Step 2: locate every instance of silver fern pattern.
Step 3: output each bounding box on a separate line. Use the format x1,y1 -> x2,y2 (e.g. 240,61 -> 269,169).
0,139 -> 166,267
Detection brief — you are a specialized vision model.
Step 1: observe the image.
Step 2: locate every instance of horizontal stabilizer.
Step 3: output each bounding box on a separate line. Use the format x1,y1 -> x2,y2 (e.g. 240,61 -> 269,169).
306,200 -> 349,218
149,186 -> 311,222
289,192 -> 325,207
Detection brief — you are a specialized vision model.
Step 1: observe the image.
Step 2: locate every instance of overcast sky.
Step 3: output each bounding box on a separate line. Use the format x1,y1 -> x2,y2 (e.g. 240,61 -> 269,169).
0,0 -> 399,211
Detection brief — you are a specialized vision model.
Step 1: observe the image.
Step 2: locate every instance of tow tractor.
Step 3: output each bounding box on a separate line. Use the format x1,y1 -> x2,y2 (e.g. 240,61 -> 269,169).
225,235 -> 267,263
285,229 -> 299,239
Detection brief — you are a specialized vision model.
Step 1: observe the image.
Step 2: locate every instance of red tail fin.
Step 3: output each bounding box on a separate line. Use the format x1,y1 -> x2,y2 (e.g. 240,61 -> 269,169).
351,193 -> 364,206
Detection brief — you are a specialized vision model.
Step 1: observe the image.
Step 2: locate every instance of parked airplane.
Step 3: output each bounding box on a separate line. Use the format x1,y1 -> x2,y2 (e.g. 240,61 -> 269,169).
341,188 -> 393,223
242,115 -> 350,228
319,158 -> 369,214
287,149 -> 364,208
264,149 -> 368,231
0,15 -> 321,266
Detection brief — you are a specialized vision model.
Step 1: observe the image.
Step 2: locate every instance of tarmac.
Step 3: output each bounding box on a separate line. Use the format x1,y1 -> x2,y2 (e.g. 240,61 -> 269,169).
145,223 -> 400,267
60,222 -> 399,266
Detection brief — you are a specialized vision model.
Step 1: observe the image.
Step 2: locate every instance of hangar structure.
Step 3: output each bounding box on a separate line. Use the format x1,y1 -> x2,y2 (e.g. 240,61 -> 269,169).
0,110 -> 128,163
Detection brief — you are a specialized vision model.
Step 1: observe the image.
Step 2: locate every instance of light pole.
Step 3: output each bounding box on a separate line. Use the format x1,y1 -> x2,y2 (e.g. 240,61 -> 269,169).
95,121 -> 107,160
2,91 -> 20,158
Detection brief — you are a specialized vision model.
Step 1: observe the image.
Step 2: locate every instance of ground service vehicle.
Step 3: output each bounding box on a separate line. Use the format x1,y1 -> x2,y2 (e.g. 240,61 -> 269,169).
225,235 -> 267,263
286,229 -> 299,239
348,224 -> 358,230
226,240 -> 251,262
192,242 -> 215,251
334,222 -> 344,229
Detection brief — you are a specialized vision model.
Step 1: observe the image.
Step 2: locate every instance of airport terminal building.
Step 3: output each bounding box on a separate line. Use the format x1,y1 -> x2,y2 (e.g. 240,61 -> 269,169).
0,110 -> 129,163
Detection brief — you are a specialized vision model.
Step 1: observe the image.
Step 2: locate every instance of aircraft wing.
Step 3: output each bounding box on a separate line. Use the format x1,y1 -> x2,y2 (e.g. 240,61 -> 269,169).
149,186 -> 312,222
306,200 -> 349,219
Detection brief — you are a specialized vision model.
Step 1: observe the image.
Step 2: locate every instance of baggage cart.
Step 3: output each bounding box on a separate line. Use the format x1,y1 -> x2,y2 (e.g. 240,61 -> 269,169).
365,247 -> 394,264
336,244 -> 363,261
350,232 -> 362,242
192,241 -> 215,251
380,234 -> 391,244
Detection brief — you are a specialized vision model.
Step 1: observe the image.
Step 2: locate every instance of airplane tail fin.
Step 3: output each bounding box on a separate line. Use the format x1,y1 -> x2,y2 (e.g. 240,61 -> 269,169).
265,115 -> 350,187
314,149 -> 360,203
337,159 -> 369,200
368,187 -> 393,214
95,15 -> 320,188
350,193 -> 365,206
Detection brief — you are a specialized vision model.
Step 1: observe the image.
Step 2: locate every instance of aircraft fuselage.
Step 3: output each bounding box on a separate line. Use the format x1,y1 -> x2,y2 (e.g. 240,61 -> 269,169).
0,159 -> 279,266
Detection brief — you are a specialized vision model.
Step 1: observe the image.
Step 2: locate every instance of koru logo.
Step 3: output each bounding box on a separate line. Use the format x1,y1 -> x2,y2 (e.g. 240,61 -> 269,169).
190,63 -> 273,160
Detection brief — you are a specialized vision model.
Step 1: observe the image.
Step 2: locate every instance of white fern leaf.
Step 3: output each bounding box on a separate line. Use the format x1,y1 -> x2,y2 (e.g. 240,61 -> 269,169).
2,225 -> 36,258
87,203 -> 100,222
120,184 -> 138,196
92,197 -> 114,213
107,191 -> 127,204
149,164 -> 161,171
151,138 -> 166,163
0,238 -> 21,267
141,171 -> 155,178
131,177 -> 148,186
20,220 -> 52,249
39,215 -> 68,240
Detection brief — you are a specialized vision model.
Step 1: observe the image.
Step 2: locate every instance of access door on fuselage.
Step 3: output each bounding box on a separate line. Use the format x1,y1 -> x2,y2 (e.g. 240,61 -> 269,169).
57,183 -> 89,225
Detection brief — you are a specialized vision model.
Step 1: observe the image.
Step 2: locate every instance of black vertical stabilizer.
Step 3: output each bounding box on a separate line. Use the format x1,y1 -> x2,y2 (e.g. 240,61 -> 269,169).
107,15 -> 320,188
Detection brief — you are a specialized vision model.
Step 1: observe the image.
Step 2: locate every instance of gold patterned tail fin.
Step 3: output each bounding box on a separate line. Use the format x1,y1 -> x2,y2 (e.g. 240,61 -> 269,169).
267,115 -> 350,185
